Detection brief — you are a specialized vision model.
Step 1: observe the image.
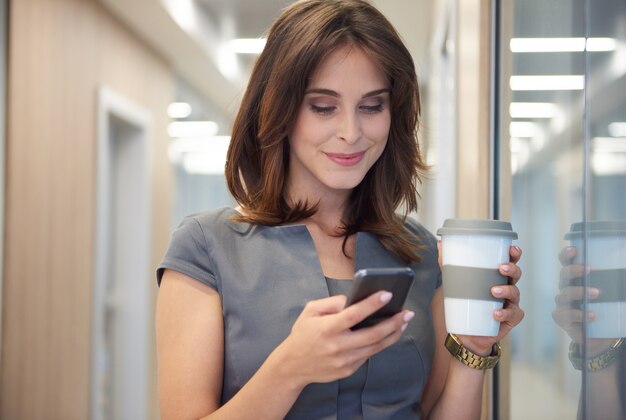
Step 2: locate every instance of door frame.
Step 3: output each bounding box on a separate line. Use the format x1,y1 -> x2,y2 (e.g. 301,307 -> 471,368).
92,86 -> 152,420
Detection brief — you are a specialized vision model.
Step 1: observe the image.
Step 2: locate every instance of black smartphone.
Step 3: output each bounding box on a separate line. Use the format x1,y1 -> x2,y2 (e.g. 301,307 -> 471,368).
345,267 -> 415,330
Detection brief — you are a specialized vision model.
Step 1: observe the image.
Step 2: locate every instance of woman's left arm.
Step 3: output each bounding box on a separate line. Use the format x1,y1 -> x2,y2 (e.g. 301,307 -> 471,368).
421,246 -> 524,419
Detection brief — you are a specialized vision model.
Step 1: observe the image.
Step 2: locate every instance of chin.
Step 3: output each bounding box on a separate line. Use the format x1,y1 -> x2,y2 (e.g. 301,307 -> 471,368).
324,174 -> 367,191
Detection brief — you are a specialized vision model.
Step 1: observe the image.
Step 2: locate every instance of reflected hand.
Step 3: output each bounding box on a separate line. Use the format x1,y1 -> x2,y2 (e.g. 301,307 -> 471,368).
552,246 -> 614,352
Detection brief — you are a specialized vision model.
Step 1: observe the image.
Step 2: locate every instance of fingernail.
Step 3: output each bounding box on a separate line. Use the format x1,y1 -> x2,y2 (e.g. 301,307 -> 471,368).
587,288 -> 600,298
403,311 -> 415,322
493,287 -> 503,296
500,265 -> 511,273
380,292 -> 393,303
401,323 -> 408,332
514,246 -> 522,254
495,309 -> 503,318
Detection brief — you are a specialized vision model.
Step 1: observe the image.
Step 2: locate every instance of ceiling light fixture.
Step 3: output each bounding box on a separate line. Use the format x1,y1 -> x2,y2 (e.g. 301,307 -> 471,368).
510,37 -> 617,52
162,0 -> 197,32
168,121 -> 219,138
608,122 -> 626,137
228,38 -> 267,54
167,102 -> 192,119
509,102 -> 558,118
509,121 -> 540,138
592,137 -> 626,153
592,153 -> 626,176
509,75 -> 584,91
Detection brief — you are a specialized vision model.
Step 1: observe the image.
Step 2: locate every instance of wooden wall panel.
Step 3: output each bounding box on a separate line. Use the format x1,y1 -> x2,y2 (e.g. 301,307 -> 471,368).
1,0 -> 173,418
456,0 -> 492,219
455,0 -> 495,419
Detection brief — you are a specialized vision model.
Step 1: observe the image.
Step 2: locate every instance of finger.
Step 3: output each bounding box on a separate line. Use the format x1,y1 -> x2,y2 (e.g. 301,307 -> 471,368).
551,308 -> 591,342
558,264 -> 590,289
494,304 -> 524,326
499,263 -> 521,284
335,290 -> 394,331
552,307 -> 596,328
437,240 -> 442,267
492,285 -> 520,303
554,286 -> 599,305
346,316 -> 408,359
558,246 -> 577,265
302,295 -> 348,316
347,310 -> 414,347
509,245 -> 522,264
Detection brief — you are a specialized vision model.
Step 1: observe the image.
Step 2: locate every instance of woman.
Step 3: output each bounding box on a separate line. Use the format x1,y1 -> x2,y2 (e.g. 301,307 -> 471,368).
156,1 -> 524,418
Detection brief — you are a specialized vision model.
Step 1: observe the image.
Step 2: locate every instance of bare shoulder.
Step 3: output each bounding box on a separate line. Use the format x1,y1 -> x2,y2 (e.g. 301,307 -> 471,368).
156,269 -> 225,419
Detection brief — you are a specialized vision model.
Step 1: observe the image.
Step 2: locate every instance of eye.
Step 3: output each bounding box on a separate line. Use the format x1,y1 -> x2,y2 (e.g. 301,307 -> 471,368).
360,104 -> 384,114
310,104 -> 336,116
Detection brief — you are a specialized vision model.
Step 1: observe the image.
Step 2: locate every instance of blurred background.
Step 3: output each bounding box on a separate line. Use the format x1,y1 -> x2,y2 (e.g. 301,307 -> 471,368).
0,0 -> 624,419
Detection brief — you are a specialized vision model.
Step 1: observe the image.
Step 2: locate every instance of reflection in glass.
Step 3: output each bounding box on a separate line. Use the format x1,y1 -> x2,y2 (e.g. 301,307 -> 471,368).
504,0 -> 625,418
585,0 -> 626,417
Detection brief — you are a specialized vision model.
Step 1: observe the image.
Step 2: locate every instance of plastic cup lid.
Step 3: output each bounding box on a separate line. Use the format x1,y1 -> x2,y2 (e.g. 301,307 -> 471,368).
564,220 -> 626,239
436,218 -> 518,239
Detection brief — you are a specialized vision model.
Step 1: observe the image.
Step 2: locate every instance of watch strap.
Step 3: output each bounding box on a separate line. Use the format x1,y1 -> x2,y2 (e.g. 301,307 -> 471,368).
445,333 -> 501,370
568,338 -> 624,371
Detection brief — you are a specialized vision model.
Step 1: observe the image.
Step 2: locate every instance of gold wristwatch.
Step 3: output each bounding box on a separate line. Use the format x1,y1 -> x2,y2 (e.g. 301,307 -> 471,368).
445,333 -> 501,370
568,338 -> 624,371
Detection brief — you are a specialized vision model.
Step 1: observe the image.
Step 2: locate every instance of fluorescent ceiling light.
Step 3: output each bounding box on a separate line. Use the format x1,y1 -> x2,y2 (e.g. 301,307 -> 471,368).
509,102 -> 558,118
163,0 -> 197,32
592,153 -> 626,176
168,121 -> 219,138
510,75 -> 584,91
586,38 -> 618,52
509,122 -> 539,138
592,137 -> 626,153
608,122 -> 626,137
509,137 -> 527,153
167,102 -> 192,119
228,38 -> 267,54
510,37 -> 617,52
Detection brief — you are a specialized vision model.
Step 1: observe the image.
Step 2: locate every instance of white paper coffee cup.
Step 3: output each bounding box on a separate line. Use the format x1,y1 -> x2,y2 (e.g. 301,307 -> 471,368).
565,221 -> 626,338
437,219 -> 518,336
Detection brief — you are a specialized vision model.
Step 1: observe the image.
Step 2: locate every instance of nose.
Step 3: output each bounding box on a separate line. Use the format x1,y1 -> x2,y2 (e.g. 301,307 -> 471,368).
337,111 -> 361,144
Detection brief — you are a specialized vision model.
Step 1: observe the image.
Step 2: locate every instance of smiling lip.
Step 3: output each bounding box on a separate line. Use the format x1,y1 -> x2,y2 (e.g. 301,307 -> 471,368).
324,151 -> 366,167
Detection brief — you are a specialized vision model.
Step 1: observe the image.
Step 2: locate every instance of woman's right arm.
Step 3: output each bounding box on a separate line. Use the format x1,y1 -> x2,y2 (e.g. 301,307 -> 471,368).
156,269 -> 412,420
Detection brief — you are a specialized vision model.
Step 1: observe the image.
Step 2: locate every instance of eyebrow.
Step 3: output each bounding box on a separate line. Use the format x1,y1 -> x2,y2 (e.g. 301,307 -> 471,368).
304,88 -> 390,98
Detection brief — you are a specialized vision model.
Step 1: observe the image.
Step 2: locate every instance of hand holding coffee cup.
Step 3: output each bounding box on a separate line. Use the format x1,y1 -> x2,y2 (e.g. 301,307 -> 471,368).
437,219 -> 521,337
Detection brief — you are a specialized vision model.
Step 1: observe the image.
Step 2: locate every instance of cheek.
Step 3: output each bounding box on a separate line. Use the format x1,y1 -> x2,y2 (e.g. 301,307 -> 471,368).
366,116 -> 391,145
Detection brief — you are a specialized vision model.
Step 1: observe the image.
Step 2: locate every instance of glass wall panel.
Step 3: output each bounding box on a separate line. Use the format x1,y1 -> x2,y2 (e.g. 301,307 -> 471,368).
585,1 -> 626,418
168,78 -> 235,230
501,0 -> 626,418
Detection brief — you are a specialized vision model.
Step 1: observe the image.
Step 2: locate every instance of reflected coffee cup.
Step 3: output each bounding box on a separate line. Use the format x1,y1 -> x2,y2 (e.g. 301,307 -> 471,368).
437,219 -> 518,337
565,221 -> 626,338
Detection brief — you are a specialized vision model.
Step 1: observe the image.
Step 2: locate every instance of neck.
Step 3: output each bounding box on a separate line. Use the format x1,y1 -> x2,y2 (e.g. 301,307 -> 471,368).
287,192 -> 350,236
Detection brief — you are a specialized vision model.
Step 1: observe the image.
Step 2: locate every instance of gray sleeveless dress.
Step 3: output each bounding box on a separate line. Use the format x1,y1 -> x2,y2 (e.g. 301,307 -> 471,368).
157,207 -> 441,419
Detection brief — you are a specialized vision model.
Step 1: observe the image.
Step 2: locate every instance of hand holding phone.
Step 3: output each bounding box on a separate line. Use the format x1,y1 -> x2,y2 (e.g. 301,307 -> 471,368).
345,267 -> 415,330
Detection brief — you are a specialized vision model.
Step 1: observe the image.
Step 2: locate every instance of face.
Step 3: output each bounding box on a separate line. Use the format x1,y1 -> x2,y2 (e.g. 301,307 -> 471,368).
286,45 -> 391,202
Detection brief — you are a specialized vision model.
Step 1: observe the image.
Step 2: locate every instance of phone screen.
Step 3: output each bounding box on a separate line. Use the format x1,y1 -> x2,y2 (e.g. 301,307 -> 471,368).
346,267 -> 415,329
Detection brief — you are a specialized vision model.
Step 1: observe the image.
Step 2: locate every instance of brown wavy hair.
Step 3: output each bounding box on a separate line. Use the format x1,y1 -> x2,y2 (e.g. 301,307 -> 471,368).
225,0 -> 428,263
